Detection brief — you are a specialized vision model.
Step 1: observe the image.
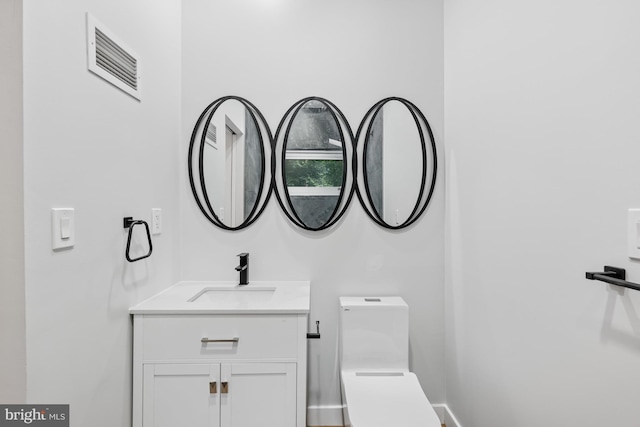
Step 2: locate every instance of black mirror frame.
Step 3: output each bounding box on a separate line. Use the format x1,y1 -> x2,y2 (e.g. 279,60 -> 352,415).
188,96 -> 274,231
188,96 -> 437,232
273,96 -> 356,231
355,97 -> 438,230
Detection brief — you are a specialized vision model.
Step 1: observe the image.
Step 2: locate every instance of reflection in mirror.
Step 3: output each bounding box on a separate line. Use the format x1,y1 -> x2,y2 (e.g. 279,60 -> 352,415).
188,96 -> 272,230
356,97 -> 437,229
274,97 -> 355,231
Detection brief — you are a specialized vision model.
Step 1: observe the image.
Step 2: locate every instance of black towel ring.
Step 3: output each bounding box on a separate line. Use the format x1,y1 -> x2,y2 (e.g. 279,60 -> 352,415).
123,217 -> 153,262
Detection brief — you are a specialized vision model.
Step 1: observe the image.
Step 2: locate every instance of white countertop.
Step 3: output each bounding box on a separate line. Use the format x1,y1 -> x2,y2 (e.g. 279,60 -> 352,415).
129,281 -> 311,315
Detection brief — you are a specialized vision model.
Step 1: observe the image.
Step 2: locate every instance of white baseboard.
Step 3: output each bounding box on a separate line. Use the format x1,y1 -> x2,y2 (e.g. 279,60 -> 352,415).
307,403 -> 461,427
432,403 -> 462,427
307,404 -> 344,427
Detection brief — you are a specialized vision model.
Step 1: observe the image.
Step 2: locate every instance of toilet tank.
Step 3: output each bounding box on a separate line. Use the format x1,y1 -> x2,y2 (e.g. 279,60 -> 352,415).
339,296 -> 409,372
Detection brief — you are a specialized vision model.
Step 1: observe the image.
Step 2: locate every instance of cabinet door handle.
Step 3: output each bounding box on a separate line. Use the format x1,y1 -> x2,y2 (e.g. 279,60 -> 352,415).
221,381 -> 229,394
209,381 -> 217,394
201,337 -> 239,343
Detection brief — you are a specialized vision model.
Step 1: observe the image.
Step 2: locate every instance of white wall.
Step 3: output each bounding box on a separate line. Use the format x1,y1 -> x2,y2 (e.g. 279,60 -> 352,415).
181,0 -> 445,424
0,0 -> 26,404
22,0 -> 181,425
445,0 -> 640,425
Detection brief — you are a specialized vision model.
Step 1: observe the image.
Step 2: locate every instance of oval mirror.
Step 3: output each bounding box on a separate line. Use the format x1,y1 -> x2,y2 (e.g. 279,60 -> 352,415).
355,97 -> 437,229
188,96 -> 273,230
274,97 -> 355,231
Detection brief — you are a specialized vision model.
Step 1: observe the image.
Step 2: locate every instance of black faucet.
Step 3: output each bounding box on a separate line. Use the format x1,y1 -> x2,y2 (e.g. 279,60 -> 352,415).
235,253 -> 249,285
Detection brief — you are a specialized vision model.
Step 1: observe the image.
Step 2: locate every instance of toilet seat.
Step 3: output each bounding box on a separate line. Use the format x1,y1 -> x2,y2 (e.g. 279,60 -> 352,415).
341,371 -> 441,427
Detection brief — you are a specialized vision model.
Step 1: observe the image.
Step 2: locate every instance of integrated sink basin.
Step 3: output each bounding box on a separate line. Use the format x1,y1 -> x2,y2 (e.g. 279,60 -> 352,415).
188,286 -> 277,304
129,281 -> 310,314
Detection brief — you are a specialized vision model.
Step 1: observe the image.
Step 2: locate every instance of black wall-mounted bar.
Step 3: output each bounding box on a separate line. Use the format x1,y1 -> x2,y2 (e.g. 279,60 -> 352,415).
585,265 -> 640,292
307,320 -> 321,339
124,217 -> 153,262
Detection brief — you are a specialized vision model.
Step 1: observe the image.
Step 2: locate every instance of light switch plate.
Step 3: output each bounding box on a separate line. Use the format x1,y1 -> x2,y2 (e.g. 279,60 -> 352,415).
52,208 -> 75,250
628,209 -> 640,259
151,208 -> 162,235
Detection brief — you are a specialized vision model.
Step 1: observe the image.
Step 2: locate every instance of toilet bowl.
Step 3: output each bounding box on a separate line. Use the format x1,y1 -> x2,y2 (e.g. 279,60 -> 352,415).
339,296 -> 441,427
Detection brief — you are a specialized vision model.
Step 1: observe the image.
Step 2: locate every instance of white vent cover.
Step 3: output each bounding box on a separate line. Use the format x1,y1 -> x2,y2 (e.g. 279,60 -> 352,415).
205,124 -> 218,148
86,13 -> 142,100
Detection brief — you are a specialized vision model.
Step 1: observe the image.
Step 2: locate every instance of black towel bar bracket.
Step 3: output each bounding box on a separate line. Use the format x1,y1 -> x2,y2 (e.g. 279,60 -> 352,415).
307,320 -> 321,339
585,266 -> 640,292
124,217 -> 153,263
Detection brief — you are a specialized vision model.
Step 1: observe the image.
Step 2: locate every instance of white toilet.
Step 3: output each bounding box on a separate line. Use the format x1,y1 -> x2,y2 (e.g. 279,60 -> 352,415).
339,296 -> 441,427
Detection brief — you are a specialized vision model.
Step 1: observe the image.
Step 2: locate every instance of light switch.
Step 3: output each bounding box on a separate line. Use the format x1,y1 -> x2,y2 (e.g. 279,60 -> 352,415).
628,209 -> 640,259
60,218 -> 71,239
52,208 -> 75,250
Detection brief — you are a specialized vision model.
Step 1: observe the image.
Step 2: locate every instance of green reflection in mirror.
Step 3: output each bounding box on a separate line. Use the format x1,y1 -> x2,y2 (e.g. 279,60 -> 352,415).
285,159 -> 343,187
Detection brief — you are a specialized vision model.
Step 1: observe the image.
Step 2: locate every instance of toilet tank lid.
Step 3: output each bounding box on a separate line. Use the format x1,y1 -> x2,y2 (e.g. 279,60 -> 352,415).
339,296 -> 407,309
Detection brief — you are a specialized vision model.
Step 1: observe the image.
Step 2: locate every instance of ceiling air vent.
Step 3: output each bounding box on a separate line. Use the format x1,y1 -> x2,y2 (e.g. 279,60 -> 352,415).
86,13 -> 142,100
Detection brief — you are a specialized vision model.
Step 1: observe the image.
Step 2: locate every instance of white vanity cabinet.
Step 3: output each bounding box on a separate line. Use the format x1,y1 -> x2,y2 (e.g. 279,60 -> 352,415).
143,362 -> 297,427
129,281 -> 311,427
132,313 -> 307,427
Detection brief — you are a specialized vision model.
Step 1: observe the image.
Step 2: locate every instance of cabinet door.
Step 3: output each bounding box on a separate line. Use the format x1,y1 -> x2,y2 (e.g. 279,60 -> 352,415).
220,363 -> 297,427
143,364 -> 220,427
